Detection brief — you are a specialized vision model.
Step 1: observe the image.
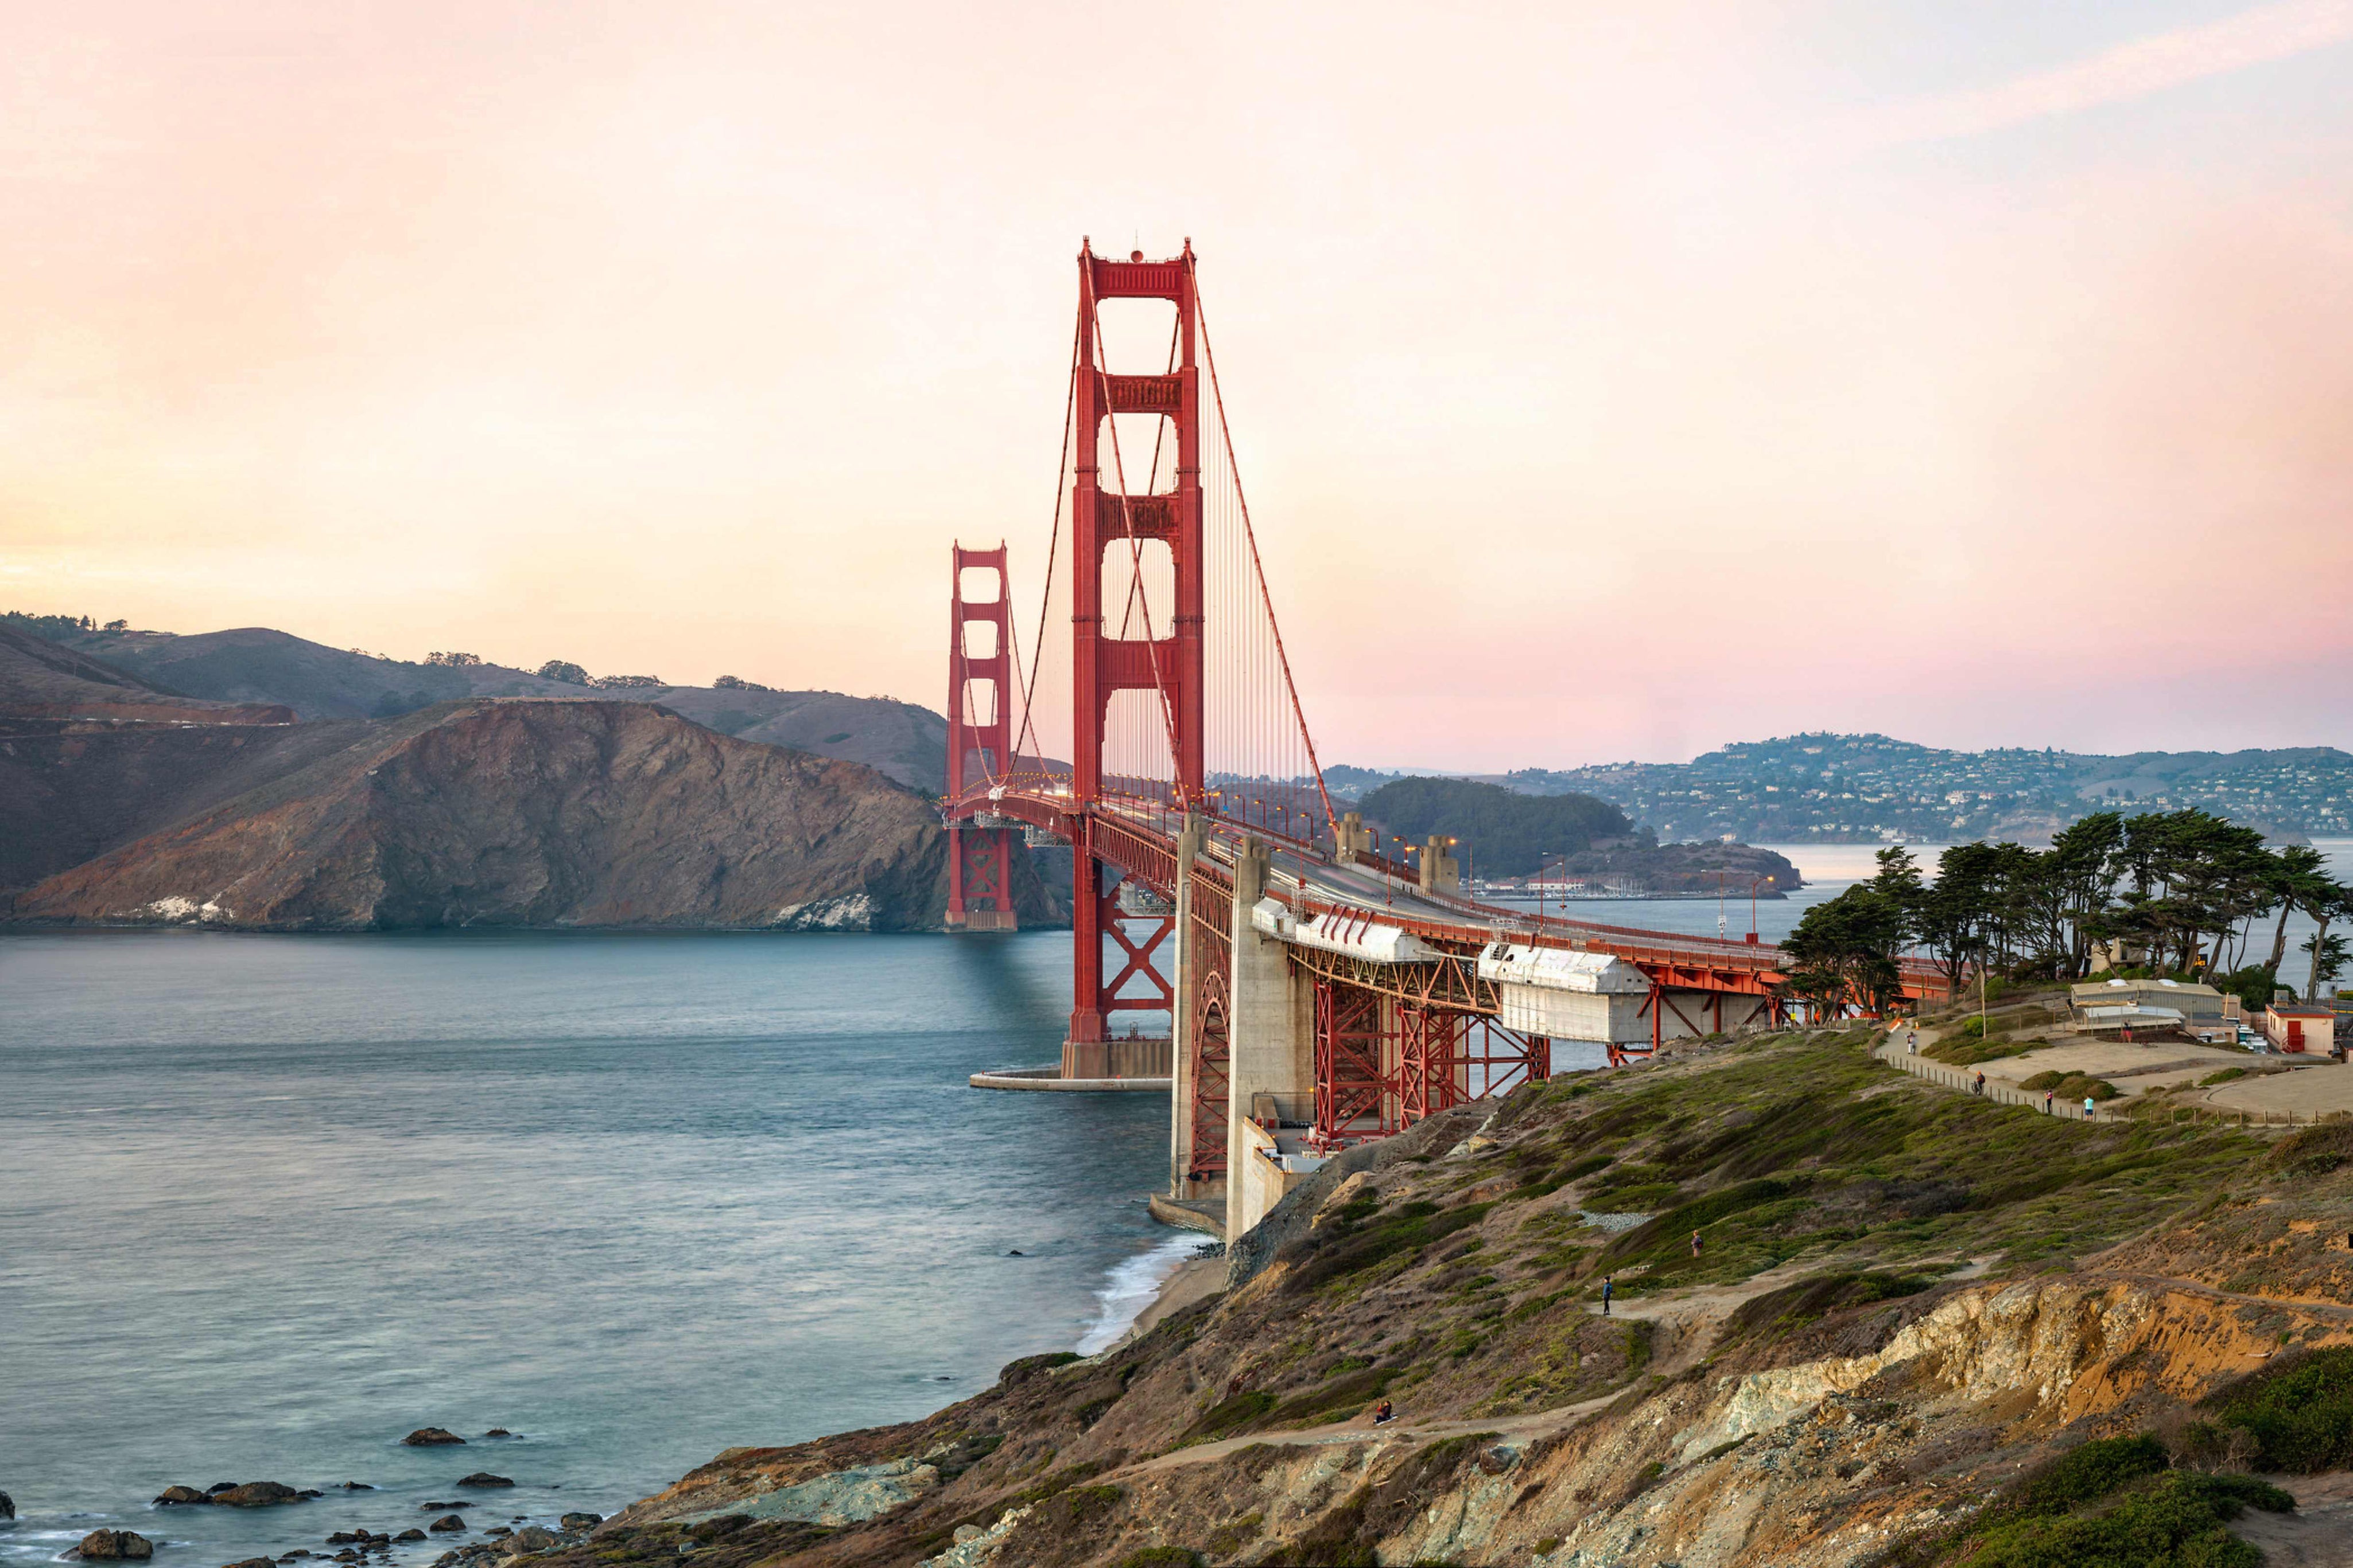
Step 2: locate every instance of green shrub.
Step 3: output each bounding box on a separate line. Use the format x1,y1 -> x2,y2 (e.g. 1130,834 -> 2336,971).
2013,1434 -> 2168,1513
1180,1390 -> 1276,1444
1109,1551 -> 1200,1568
998,1350 -> 1083,1383
1967,1471 -> 2289,1568
2205,1346 -> 2353,1472
2018,1071 -> 2118,1102
1285,1199 -> 1496,1292
2267,1123 -> 2353,1177
1723,1270 -> 1935,1343
1264,1367 -> 1392,1427
1583,1181 -> 1680,1211
1598,1178 -> 1800,1265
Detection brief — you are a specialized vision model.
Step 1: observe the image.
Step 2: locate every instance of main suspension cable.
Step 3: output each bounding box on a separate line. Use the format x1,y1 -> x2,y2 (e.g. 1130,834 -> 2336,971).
1192,258 -> 1338,836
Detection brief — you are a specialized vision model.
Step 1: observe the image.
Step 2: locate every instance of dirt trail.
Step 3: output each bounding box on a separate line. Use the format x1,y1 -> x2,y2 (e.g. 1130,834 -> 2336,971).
1109,1260 -> 1828,1481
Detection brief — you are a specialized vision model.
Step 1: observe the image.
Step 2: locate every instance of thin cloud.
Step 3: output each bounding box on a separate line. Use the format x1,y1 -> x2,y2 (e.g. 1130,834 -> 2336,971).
1859,0 -> 2353,146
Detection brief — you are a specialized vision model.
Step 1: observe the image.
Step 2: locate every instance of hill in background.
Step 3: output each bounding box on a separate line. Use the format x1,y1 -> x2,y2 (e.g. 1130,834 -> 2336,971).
1354,775 -> 1799,894
1335,732 -> 2353,845
0,613 -> 1064,930
10,614 -> 949,793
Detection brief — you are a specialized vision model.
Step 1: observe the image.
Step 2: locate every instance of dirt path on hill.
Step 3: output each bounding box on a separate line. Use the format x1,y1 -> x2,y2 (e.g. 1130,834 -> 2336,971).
1107,1260 -> 1836,1481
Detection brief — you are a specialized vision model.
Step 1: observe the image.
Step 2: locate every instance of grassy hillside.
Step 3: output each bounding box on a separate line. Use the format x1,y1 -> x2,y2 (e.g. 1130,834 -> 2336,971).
500,1027 -> 2352,1567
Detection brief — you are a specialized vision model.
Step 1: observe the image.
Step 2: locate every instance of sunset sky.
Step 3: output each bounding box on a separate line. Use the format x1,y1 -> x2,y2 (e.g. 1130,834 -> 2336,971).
6,1 -> 2350,769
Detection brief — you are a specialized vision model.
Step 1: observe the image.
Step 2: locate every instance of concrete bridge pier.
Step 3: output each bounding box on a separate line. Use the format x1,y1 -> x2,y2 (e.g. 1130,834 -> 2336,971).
1225,835 -> 1315,1242
1168,813 -> 1214,1202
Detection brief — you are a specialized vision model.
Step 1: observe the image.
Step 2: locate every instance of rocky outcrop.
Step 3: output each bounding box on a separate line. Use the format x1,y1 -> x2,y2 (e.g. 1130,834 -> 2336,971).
73,1531 -> 152,1561
210,1481 -> 307,1507
455,1474 -> 514,1489
9,701 -> 1060,931
403,1429 -> 467,1446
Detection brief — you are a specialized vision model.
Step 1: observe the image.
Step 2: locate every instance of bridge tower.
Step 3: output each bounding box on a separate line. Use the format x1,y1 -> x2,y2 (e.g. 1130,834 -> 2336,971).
1064,241 -> 1205,1065
945,544 -> 1016,932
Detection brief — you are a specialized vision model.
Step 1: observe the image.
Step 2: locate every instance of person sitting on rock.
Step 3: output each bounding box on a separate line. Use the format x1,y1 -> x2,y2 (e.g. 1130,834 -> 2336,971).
1372,1399 -> 1395,1426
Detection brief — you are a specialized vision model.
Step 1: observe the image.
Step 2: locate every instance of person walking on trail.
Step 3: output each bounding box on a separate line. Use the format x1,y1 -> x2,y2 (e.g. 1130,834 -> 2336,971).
1690,1229 -> 1703,1258
1601,1275 -> 1614,1316
1974,1071 -> 1986,1096
1908,1029 -> 1919,1054
2084,1095 -> 2096,1120
2044,1090 -> 2055,1115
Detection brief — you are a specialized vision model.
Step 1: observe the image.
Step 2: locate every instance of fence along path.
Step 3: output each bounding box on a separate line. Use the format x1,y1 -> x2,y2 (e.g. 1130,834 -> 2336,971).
1873,1033 -> 2346,1130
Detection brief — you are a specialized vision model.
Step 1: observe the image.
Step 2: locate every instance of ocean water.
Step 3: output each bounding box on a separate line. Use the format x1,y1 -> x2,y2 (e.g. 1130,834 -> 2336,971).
0,931 -> 1184,1568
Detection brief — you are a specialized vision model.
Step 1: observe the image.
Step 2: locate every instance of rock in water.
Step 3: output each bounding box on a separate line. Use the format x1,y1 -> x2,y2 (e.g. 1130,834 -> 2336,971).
395,1531 -> 427,1543
482,1429 -> 511,1439
153,1486 -> 209,1505
75,1531 -> 153,1561
403,1429 -> 467,1447
224,1557 -> 277,1568
428,1517 -> 465,1534
454,1474 -> 513,1489
212,1482 -> 303,1508
0,1489 -> 13,1520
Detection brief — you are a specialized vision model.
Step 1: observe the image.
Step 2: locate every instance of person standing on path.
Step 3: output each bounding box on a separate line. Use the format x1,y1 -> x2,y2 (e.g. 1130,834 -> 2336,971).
1601,1276 -> 1613,1316
1974,1070 -> 1986,1096
2044,1090 -> 2054,1115
1908,1029 -> 1919,1053
2084,1095 -> 2096,1120
1691,1229 -> 1703,1259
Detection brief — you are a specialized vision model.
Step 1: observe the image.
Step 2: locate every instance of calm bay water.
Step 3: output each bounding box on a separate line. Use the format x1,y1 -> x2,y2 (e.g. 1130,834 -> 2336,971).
0,931 -> 1174,1568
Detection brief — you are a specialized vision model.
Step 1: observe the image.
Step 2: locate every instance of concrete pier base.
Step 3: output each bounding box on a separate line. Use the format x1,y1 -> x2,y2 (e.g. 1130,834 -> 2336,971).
1147,1192 -> 1226,1240
1062,1036 -> 1174,1080
969,1065 -> 1172,1092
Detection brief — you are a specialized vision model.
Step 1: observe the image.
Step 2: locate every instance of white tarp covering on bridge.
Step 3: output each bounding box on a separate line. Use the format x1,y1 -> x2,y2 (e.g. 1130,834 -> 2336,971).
1478,942 -> 1648,1042
1251,898 -> 1437,964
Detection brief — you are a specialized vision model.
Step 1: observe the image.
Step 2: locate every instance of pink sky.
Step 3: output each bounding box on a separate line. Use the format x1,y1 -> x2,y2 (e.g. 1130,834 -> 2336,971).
5,2 -> 2350,768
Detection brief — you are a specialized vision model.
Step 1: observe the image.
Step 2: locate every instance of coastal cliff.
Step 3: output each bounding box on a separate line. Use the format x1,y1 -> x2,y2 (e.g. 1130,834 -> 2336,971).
8,699 -> 1059,932
517,1028 -> 2353,1566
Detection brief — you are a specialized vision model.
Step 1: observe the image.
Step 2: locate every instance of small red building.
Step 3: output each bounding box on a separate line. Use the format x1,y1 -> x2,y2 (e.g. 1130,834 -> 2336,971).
2262,1005 -> 2337,1055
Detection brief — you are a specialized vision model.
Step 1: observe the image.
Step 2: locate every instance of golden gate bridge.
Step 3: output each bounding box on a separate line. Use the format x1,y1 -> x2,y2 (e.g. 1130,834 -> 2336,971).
941,241 -> 1947,1239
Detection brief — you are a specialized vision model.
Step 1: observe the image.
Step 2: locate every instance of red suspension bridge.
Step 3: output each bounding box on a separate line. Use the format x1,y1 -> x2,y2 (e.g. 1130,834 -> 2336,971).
943,242 -> 1948,1238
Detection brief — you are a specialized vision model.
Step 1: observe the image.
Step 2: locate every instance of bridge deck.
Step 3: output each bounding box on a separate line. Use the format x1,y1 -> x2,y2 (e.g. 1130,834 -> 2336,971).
954,783 -> 1948,1003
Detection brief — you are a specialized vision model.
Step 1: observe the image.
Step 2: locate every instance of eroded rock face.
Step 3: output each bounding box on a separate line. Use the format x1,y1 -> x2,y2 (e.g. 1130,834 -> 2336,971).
75,1530 -> 153,1561
11,701 -> 1060,932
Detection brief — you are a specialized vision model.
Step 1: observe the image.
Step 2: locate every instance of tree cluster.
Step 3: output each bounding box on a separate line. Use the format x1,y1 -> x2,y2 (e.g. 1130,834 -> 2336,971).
424,650 -> 483,667
6,610 -> 123,639
1782,811 -> 2353,1015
